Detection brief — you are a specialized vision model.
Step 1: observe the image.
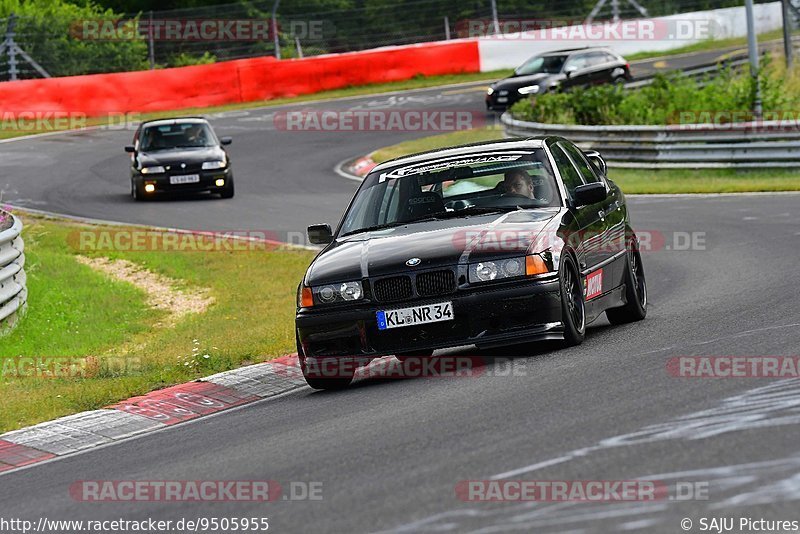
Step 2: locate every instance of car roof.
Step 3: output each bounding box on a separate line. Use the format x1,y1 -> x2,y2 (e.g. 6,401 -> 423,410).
541,46 -> 615,56
370,137 -> 551,174
140,117 -> 209,128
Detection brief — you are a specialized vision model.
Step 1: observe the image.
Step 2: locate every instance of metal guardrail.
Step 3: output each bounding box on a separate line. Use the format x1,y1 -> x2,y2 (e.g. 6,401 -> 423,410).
0,210 -> 26,335
501,113 -> 800,168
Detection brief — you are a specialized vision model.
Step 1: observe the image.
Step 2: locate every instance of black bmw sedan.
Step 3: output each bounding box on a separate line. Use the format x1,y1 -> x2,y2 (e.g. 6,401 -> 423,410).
125,118 -> 234,200
295,137 -> 647,389
486,47 -> 631,111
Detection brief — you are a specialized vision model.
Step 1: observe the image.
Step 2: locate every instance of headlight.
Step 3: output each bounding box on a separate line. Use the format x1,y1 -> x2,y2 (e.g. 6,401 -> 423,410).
469,255 -> 551,283
202,160 -> 226,170
312,281 -> 364,304
486,87 -> 494,95
469,257 -> 524,283
517,85 -> 540,95
141,166 -> 165,174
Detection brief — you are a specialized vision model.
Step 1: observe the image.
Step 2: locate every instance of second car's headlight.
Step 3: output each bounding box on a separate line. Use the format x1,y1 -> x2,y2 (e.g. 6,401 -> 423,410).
486,86 -> 494,95
141,166 -> 165,174
469,255 -> 551,283
313,281 -> 363,304
470,258 -> 524,283
202,160 -> 226,170
517,85 -> 540,95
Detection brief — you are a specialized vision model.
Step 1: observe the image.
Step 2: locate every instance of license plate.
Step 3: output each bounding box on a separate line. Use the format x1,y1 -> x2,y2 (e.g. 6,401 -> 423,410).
169,174 -> 200,185
496,97 -> 508,103
376,301 -> 454,330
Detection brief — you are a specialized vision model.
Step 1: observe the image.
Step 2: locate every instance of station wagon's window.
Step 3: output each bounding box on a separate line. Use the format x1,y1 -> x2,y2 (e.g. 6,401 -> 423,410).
339,150 -> 561,237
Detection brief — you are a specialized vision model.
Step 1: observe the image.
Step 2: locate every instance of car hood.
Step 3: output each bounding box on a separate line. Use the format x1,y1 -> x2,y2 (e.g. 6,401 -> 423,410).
306,209 -> 561,285
138,146 -> 225,167
492,73 -> 563,90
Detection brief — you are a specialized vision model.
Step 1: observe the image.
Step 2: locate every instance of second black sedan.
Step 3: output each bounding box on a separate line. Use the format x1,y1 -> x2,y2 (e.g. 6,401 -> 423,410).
486,47 -> 631,111
125,117 -> 234,200
296,136 -> 647,389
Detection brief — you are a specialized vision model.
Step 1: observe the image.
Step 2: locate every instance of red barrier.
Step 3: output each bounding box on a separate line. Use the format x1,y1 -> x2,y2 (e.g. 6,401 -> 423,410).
0,40 -> 479,118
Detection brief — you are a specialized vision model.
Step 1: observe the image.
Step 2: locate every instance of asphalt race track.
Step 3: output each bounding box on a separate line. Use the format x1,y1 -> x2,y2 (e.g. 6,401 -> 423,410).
2,48 -> 800,533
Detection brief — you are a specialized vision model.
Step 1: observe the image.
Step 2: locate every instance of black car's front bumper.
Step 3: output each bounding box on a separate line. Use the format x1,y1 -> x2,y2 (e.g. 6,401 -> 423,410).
134,168 -> 232,194
296,276 -> 562,359
486,90 -> 523,112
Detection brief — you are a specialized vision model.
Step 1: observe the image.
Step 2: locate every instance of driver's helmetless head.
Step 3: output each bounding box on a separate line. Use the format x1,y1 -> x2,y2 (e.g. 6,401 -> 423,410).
503,170 -> 534,198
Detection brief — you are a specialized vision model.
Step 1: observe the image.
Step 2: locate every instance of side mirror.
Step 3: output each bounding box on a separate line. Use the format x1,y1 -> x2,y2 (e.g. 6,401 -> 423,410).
124,145 -> 135,153
583,150 -> 607,176
307,224 -> 333,245
573,182 -> 607,207
564,65 -> 577,78
220,137 -> 232,146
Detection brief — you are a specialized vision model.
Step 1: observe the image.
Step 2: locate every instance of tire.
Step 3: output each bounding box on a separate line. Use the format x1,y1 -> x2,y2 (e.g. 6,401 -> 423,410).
131,180 -> 145,202
560,254 -> 586,346
606,246 -> 647,325
219,178 -> 235,199
297,335 -> 353,390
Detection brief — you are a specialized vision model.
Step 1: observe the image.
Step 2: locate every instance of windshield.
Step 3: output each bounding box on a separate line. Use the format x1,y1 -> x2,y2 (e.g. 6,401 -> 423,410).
339,149 -> 561,237
140,123 -> 216,151
514,54 -> 568,76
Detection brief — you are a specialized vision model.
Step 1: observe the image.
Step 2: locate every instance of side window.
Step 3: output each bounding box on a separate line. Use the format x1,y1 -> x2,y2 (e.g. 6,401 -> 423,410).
564,53 -> 588,71
550,144 -> 584,200
560,142 -> 602,184
604,52 -> 619,63
586,52 -> 607,67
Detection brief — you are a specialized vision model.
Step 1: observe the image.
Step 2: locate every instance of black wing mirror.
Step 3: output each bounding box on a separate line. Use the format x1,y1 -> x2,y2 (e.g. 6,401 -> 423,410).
307,224 -> 333,245
564,65 -> 577,78
124,145 -> 135,153
573,182 -> 607,207
583,150 -> 607,176
220,137 -> 232,146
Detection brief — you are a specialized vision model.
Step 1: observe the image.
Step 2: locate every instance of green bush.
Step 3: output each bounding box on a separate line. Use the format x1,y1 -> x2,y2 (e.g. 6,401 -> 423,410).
509,55 -> 799,126
0,0 -> 149,77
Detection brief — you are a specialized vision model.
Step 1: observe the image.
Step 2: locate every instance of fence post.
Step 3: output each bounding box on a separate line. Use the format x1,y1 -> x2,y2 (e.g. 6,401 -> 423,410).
444,16 -> 451,40
272,0 -> 281,59
7,14 -> 18,81
148,11 -> 155,69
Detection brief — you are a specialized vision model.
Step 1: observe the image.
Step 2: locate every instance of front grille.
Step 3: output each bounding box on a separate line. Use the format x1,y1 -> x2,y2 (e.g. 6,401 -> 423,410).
166,162 -> 204,173
416,269 -> 456,297
373,276 -> 413,302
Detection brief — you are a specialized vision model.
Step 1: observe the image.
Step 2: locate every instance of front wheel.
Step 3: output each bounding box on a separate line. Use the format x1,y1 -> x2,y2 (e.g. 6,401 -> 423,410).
606,247 -> 647,324
219,178 -> 235,199
131,180 -> 144,201
560,255 -> 586,346
297,335 -> 354,390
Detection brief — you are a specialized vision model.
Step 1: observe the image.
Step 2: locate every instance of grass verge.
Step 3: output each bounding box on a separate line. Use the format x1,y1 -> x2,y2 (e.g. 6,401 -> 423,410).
0,213 -> 315,432
370,126 -> 800,193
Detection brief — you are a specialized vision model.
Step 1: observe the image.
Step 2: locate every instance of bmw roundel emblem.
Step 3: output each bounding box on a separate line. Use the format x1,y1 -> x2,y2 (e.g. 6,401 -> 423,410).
406,258 -> 421,267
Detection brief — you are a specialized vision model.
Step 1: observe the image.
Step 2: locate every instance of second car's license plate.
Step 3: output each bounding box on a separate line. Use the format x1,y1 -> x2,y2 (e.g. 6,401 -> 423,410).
170,174 -> 200,185
496,97 -> 508,103
376,301 -> 454,330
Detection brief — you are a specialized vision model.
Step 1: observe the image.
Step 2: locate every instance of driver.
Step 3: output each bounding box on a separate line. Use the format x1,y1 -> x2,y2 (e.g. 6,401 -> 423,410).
503,170 -> 534,199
